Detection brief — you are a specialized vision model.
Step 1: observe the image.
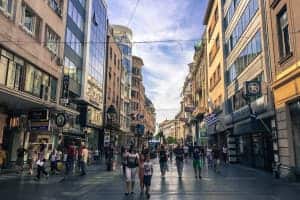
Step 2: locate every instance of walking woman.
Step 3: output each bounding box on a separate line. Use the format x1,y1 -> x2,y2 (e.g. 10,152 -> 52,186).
159,145 -> 168,178
173,143 -> 184,178
124,146 -> 139,196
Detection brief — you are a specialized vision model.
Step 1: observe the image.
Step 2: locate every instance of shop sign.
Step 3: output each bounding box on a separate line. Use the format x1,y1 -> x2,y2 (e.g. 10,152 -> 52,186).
243,81 -> 261,98
29,110 -> 49,122
31,121 -> 50,131
55,113 -> 66,127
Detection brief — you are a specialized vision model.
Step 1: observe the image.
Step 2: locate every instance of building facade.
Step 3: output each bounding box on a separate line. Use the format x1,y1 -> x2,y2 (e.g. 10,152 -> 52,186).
222,0 -> 275,171
0,0 -> 68,161
190,35 -> 209,146
63,0 -> 108,150
266,0 -> 300,177
203,0 -> 227,148
103,26 -> 122,145
111,25 -> 132,142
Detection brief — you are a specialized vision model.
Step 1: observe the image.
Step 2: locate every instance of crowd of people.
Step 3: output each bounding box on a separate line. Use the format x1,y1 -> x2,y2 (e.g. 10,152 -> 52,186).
119,142 -> 229,199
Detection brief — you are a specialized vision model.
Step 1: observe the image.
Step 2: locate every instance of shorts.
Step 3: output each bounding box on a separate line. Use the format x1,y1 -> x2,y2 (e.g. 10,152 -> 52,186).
193,160 -> 202,169
143,175 -> 152,186
125,167 -> 137,182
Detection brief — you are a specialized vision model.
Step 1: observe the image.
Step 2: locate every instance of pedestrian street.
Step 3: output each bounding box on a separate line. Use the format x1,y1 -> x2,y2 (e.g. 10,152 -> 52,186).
0,159 -> 300,200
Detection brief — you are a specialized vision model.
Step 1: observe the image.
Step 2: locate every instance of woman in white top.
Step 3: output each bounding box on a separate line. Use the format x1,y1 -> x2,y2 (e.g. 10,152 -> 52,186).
124,146 -> 139,196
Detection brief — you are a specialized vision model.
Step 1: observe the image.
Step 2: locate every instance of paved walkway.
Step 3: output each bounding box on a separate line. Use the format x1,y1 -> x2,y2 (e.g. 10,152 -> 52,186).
0,159 -> 300,199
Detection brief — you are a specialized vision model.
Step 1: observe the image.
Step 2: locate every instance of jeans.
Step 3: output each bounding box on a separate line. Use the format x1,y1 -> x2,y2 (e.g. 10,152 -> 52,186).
176,160 -> 184,177
66,158 -> 74,175
37,165 -> 48,179
80,161 -> 86,175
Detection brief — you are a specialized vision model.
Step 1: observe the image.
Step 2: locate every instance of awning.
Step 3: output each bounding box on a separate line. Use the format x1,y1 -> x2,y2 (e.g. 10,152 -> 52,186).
233,119 -> 270,136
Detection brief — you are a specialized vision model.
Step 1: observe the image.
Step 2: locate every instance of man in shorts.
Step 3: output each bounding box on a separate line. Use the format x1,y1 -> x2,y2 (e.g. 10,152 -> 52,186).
192,142 -> 203,179
125,146 -> 139,196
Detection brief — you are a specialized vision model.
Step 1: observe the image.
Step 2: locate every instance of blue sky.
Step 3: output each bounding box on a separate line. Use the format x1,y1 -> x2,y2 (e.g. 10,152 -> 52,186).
107,0 -> 208,124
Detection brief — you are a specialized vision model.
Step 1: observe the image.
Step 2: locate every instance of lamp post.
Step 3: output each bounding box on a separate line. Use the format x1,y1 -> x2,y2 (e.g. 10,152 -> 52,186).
106,105 -> 117,146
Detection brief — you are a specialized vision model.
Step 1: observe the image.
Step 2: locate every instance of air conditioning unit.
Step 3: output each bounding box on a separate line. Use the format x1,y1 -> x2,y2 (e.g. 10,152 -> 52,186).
56,57 -> 64,66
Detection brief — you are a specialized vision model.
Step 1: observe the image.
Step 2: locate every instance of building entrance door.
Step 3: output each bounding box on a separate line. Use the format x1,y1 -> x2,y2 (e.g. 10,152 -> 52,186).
289,100 -> 300,174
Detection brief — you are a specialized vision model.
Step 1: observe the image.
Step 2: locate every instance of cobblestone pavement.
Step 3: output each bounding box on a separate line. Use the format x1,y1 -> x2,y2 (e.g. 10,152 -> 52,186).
0,159 -> 300,200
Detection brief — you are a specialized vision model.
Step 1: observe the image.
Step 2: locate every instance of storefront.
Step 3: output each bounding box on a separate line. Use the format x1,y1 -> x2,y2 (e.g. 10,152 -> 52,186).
289,99 -> 300,174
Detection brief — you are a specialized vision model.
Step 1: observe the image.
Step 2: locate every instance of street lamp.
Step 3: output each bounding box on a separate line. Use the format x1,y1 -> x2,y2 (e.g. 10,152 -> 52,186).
106,105 -> 117,146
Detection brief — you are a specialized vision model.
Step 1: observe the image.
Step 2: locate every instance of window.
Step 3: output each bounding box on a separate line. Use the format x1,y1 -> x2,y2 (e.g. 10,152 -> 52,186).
48,0 -> 63,16
66,28 -> 82,57
277,6 -> 291,58
110,47 -> 112,59
227,31 -> 262,84
0,52 -> 9,85
6,56 -> 23,90
21,4 -> 40,37
225,0 -> 259,57
50,77 -> 57,102
216,35 -> 220,49
68,1 -> 84,31
0,0 -> 13,14
46,26 -> 60,55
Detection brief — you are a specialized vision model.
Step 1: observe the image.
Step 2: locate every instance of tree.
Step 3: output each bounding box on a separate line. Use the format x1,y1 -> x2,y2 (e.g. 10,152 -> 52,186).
166,136 -> 176,144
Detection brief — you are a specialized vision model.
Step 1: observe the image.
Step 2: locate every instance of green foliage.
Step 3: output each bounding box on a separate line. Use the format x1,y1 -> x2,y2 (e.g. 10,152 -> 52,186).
166,136 -> 176,144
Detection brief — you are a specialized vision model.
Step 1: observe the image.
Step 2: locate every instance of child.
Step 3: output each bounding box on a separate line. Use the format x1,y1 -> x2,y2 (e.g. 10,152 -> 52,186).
143,155 -> 153,199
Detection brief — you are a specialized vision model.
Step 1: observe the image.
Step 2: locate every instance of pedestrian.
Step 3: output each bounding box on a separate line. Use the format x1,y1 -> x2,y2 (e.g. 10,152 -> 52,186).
49,149 -> 58,175
27,147 -> 38,175
0,144 -> 7,174
143,154 -> 153,199
124,146 -> 139,196
138,153 -> 145,195
16,147 -> 26,174
206,145 -> 213,168
106,144 -> 114,171
222,145 -> 228,165
183,144 -> 189,161
80,144 -> 88,176
35,157 -> 48,180
169,145 -> 173,163
174,143 -> 184,178
66,142 -> 77,175
159,145 -> 168,178
192,142 -> 203,179
121,146 -> 128,177
212,145 -> 221,173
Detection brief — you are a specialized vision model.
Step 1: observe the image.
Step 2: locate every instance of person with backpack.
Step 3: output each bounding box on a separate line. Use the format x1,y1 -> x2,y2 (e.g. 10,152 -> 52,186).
192,143 -> 203,179
159,145 -> 168,178
124,146 -> 139,196
174,143 -> 184,178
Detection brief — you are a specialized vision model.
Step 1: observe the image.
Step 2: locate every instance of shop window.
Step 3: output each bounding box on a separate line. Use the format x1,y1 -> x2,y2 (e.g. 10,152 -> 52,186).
0,0 -> 13,15
21,4 -> 41,38
6,57 -> 23,90
45,26 -> 60,55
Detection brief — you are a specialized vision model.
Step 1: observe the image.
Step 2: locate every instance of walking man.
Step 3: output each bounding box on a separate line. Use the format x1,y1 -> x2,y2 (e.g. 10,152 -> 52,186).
192,143 -> 203,179
212,145 -> 221,173
174,143 -> 184,178
159,145 -> 168,178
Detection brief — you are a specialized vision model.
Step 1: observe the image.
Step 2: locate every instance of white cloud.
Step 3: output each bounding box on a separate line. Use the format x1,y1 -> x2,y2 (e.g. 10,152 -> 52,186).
107,0 -> 204,124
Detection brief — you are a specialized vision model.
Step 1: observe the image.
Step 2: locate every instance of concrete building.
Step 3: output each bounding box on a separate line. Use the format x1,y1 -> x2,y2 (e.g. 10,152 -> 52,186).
103,26 -> 122,145
144,97 -> 156,138
222,0 -> 275,171
203,0 -> 227,147
266,0 -> 300,177
190,35 -> 209,146
111,25 -> 132,142
0,0 -> 70,161
63,0 -> 108,150
159,119 -> 177,140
